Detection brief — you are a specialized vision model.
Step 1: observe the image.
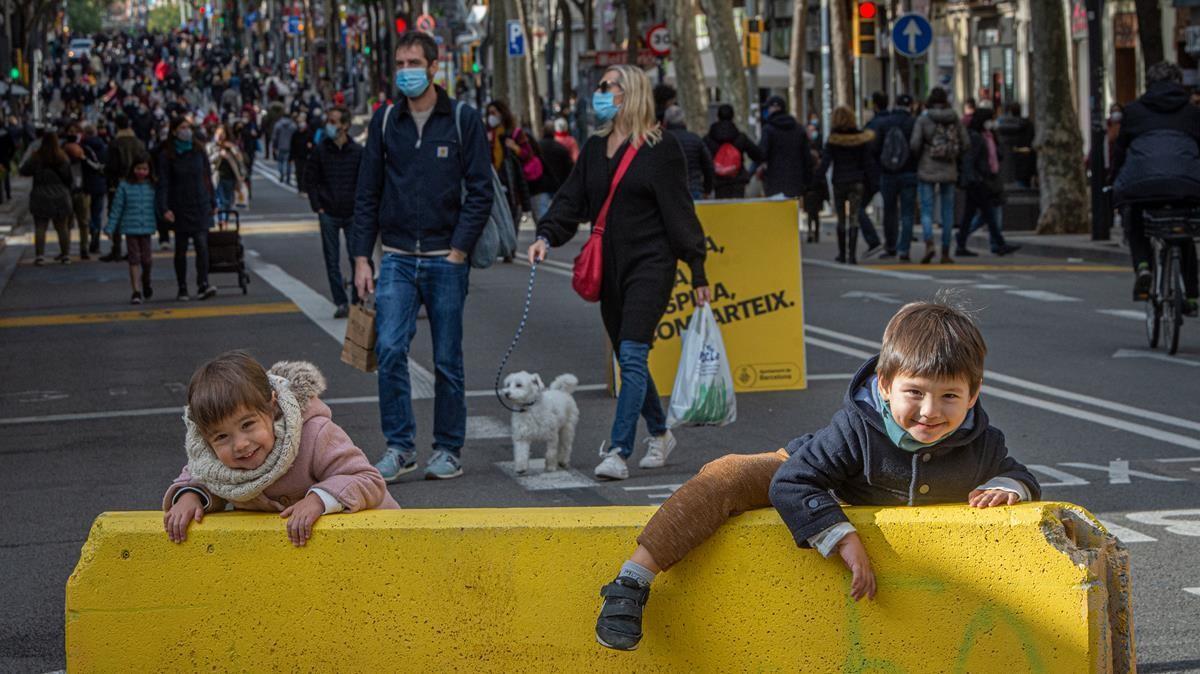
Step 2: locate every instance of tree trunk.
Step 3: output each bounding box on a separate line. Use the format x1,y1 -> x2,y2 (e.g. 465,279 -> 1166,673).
583,0 -> 595,51
789,0 -> 808,118
669,0 -> 708,133
626,0 -> 642,61
326,0 -> 340,85
513,0 -> 541,134
1133,0 -> 1162,69
491,0 -> 510,107
699,0 -> 750,129
559,0 -> 573,103
1030,0 -> 1089,234
828,0 -> 853,107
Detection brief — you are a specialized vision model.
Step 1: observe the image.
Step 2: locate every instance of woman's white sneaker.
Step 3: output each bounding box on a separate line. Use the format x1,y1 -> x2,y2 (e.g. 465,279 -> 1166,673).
594,449 -> 629,480
638,430 -> 676,469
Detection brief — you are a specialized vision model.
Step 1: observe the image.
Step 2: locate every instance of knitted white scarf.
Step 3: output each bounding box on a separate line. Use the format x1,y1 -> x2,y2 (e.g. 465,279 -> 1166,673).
182,374 -> 303,503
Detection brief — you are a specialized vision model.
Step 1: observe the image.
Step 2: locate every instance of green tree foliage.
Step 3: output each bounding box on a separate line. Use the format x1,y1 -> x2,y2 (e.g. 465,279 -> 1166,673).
148,3 -> 182,34
67,0 -> 104,35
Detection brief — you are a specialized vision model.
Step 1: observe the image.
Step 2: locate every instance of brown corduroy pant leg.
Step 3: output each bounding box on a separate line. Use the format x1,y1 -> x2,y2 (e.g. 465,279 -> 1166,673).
636,449 -> 790,571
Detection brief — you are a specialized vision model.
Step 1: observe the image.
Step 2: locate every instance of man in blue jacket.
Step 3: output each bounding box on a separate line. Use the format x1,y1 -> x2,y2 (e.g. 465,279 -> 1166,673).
352,32 -> 494,481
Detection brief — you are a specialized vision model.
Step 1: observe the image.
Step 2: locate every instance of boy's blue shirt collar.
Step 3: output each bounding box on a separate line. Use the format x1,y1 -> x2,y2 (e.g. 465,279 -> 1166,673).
853,373 -> 975,452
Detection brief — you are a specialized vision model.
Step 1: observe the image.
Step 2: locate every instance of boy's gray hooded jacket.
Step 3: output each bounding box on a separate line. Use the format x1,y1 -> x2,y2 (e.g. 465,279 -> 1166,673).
769,356 -> 1041,548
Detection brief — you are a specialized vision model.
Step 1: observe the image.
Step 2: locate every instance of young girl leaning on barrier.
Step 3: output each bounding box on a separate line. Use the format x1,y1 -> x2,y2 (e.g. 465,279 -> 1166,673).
163,351 -> 399,547
594,299 -> 1042,651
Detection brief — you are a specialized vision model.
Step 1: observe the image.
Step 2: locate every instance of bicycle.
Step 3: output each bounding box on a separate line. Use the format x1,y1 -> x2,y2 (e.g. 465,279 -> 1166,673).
1142,204 -> 1200,355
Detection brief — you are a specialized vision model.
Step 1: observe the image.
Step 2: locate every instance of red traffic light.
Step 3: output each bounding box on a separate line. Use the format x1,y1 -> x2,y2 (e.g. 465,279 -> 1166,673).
858,1 -> 877,19
394,16 -> 408,34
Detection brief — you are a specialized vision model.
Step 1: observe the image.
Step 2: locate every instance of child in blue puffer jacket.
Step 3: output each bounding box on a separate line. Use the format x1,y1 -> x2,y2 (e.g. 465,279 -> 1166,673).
106,156 -> 157,304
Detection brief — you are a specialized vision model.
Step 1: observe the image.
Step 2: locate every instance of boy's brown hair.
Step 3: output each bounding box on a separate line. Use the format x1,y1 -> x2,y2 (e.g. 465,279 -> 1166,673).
187,351 -> 275,434
877,299 -> 987,394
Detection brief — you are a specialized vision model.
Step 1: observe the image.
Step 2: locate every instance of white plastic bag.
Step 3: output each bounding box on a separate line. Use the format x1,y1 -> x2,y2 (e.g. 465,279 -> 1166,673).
667,304 -> 737,428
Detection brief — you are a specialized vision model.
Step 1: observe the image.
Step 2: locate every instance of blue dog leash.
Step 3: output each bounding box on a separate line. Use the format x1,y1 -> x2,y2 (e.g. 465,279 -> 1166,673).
495,260 -> 540,414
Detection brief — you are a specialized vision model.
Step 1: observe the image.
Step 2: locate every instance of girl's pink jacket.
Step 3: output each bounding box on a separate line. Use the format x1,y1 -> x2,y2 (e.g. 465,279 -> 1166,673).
163,396 -> 400,513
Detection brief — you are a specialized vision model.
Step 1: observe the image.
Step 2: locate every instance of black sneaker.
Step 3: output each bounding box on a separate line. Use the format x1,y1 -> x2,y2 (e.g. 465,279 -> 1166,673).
861,243 -> 884,259
879,251 -> 896,259
143,285 -> 154,300
177,289 -> 190,302
1133,268 -> 1152,302
198,285 -> 217,300
334,304 -> 350,319
995,244 -> 1023,256
131,292 -> 143,305
955,248 -> 980,257
596,576 -> 650,651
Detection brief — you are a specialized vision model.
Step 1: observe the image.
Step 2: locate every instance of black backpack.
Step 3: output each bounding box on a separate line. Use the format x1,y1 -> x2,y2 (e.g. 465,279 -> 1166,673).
880,125 -> 910,172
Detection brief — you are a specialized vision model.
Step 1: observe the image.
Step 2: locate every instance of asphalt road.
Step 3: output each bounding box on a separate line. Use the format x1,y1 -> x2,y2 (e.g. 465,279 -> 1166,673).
1,169 -> 1198,672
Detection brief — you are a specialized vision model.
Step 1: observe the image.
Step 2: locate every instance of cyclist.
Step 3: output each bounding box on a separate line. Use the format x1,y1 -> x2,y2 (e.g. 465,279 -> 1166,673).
1113,62 -> 1200,317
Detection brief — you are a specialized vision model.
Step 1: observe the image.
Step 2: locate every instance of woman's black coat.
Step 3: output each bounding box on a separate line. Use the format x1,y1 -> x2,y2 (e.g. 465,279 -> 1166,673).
156,143 -> 214,234
537,132 -> 708,346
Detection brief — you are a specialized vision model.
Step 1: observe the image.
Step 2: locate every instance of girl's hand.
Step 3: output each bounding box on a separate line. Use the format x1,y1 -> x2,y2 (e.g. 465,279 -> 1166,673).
836,532 -> 877,601
528,238 -> 548,265
968,489 -> 1020,508
693,286 -> 711,306
163,491 -> 204,543
505,138 -> 521,153
281,492 -> 325,547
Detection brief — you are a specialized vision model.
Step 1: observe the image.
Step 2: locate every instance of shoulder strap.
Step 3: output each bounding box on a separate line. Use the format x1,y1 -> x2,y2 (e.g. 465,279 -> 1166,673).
380,104 -> 394,161
593,141 -> 641,236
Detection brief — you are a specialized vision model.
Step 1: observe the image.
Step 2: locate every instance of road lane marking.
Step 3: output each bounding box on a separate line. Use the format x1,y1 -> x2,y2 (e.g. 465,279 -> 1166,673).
1097,309 -> 1145,321
0,301 -> 299,328
842,291 -> 902,304
493,459 -> 597,490
1003,289 -> 1081,302
1157,457 -> 1200,462
1113,349 -> 1200,367
807,324 -> 1200,434
805,333 -> 1200,451
253,164 -> 300,194
1124,510 -> 1200,537
1095,519 -> 1157,543
622,484 -> 684,491
245,250 -> 437,399
970,284 -> 1016,290
1185,588 -> 1200,597
1027,465 -> 1090,487
866,264 -> 1125,272
805,258 -> 935,280
1059,461 -> 1186,484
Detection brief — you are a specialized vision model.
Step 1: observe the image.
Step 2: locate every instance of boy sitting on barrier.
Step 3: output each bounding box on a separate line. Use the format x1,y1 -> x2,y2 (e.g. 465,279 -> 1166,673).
163,351 -> 399,547
595,299 -> 1041,651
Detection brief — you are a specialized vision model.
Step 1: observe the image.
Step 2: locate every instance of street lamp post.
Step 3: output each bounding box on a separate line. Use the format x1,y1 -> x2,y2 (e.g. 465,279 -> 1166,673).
1086,0 -> 1108,240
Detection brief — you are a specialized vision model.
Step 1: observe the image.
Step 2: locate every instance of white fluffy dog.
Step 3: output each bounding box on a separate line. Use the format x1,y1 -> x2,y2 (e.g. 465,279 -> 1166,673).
500,372 -> 579,474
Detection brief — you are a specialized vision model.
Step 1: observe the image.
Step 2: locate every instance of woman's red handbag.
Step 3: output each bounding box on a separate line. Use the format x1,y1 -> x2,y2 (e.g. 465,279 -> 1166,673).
572,143 -> 641,302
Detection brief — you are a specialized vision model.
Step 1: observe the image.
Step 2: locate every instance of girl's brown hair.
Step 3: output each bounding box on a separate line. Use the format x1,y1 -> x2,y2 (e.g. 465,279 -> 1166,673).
35,131 -> 69,167
832,106 -> 857,132
127,154 -> 154,183
187,351 -> 275,434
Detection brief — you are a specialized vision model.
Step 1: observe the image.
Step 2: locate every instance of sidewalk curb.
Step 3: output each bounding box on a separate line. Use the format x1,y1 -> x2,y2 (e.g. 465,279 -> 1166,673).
986,234 -> 1132,266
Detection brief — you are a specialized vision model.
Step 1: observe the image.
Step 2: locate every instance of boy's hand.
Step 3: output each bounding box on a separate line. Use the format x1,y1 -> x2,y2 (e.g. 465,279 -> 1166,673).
163,491 -> 204,543
968,489 -> 1020,508
281,492 -> 325,547
836,532 -> 876,601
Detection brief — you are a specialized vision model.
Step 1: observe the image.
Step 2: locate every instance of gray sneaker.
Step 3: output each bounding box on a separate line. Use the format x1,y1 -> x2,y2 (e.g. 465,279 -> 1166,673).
424,450 -> 464,480
374,447 -> 417,483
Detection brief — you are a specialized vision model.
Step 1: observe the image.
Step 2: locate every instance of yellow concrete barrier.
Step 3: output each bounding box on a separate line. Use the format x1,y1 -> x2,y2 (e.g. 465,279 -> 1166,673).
66,503 -> 1134,672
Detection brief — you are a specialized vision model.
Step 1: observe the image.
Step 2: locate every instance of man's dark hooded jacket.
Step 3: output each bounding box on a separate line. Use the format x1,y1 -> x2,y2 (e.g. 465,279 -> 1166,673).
759,111 -> 812,198
1112,80 -> 1200,205
769,356 -> 1041,547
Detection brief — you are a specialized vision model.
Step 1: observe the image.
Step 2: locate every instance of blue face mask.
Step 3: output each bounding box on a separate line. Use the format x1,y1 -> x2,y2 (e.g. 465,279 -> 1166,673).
325,123 -> 339,139
174,139 -> 192,154
395,68 -> 430,99
592,92 -> 620,123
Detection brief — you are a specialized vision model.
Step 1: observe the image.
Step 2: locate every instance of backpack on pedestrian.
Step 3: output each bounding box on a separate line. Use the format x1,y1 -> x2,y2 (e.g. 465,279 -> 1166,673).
380,102 -> 516,269
880,125 -> 911,172
712,142 -> 743,178
928,120 -> 962,160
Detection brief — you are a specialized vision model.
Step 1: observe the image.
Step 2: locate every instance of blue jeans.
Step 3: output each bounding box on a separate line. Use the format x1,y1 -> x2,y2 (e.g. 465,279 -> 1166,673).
610,340 -> 668,459
277,149 -> 291,184
879,172 -> 917,254
856,186 -> 881,248
88,192 -> 105,235
319,213 -> 357,307
215,179 -> 236,221
531,192 -> 552,221
918,181 -> 956,248
375,253 -> 470,457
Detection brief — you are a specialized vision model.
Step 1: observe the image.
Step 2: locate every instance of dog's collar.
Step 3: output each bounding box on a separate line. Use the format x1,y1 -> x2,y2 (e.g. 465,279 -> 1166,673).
504,391 -> 540,414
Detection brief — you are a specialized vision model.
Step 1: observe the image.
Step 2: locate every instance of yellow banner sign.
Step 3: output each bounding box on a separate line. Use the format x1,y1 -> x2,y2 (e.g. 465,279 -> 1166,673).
646,199 -> 806,396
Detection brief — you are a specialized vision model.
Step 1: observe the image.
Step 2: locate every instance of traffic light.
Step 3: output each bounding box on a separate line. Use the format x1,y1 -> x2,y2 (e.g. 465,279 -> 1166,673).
364,45 -> 371,55
853,1 -> 877,57
394,14 -> 408,34
8,67 -> 18,80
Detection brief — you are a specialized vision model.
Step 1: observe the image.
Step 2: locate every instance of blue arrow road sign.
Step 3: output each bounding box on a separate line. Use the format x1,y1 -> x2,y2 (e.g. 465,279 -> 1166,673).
507,20 -> 525,57
892,13 -> 932,58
